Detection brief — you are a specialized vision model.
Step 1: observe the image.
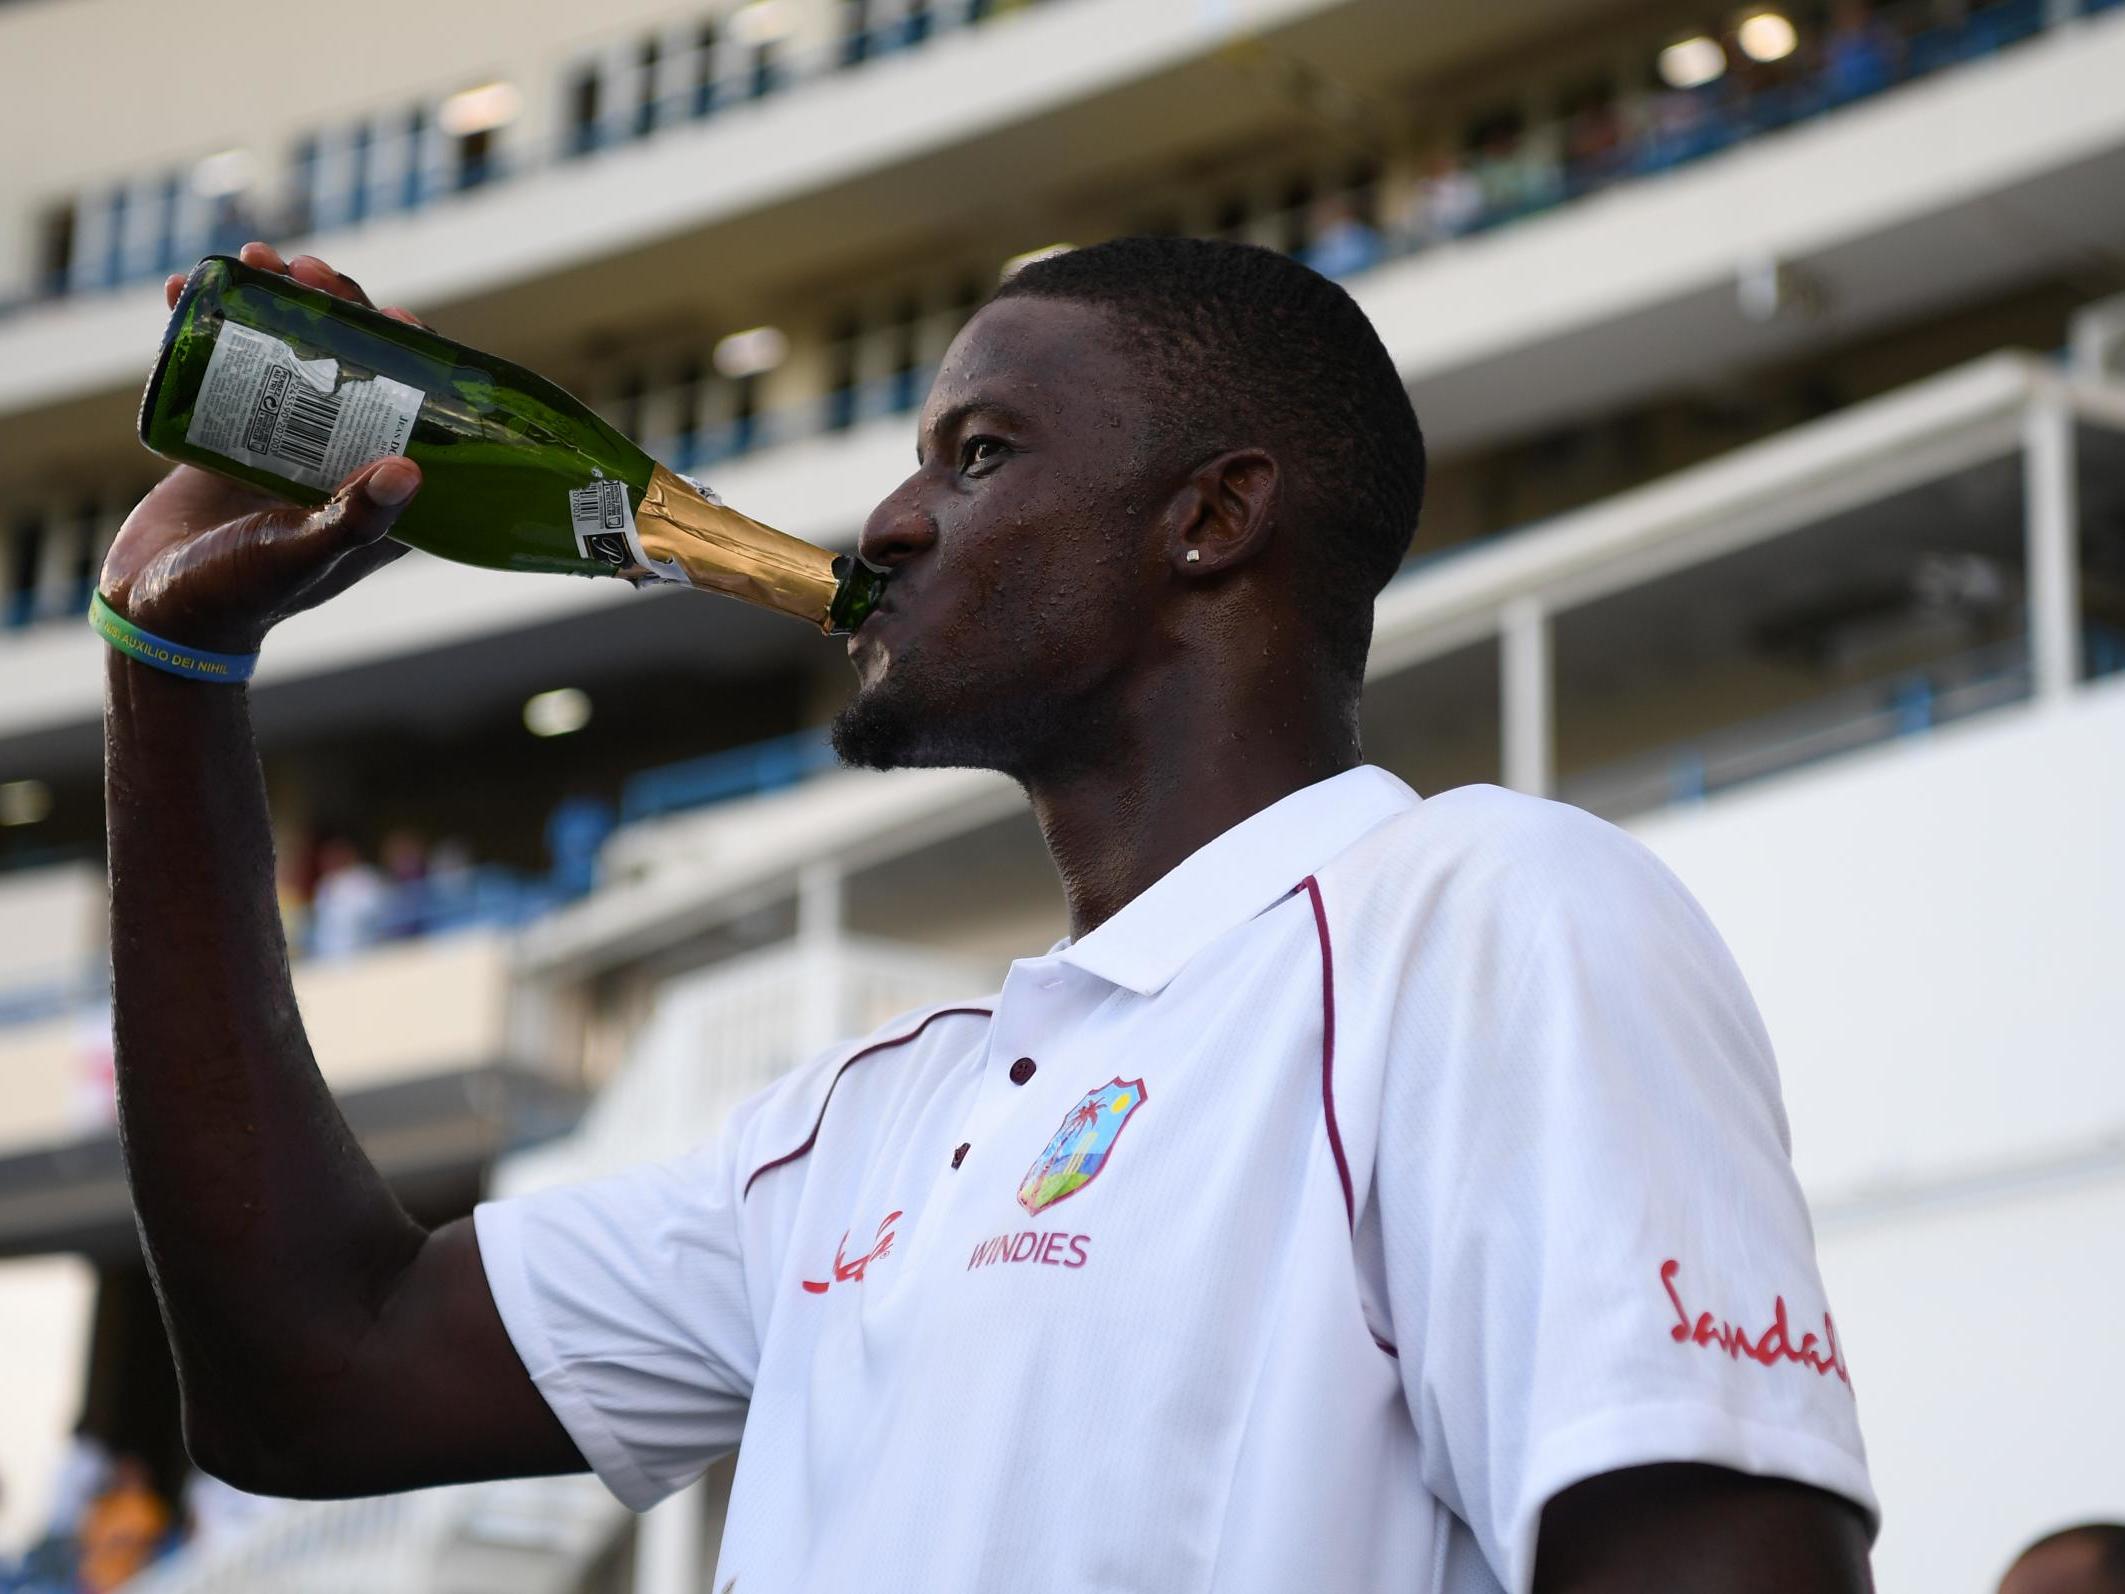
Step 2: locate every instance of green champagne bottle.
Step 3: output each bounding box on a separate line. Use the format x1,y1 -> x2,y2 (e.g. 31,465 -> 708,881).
137,254 -> 886,634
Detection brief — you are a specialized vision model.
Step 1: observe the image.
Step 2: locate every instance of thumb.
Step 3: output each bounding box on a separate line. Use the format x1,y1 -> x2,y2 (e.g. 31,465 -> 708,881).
255,456 -> 419,582
337,457 -> 422,541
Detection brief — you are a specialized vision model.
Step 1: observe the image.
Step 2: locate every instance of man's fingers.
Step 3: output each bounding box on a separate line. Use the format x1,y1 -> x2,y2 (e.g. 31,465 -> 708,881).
238,240 -> 288,275
164,274 -> 186,310
289,254 -> 375,308
228,241 -> 402,319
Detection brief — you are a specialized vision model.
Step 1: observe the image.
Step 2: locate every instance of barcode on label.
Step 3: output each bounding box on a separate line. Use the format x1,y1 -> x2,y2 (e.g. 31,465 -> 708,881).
186,322 -> 424,492
270,384 -> 344,474
568,479 -> 633,568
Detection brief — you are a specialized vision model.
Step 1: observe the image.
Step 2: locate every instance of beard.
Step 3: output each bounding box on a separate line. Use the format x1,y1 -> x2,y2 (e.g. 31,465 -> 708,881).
831,636 -> 1117,783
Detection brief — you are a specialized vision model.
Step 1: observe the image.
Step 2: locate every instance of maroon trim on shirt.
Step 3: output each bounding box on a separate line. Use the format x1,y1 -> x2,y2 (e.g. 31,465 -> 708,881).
1302,875 -> 1355,1232
742,1006 -> 993,1199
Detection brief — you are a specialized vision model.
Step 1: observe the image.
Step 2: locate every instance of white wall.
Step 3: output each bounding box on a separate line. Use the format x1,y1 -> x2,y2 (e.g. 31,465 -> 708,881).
0,864 -> 103,992
1628,676 -> 2125,1208
0,1255 -> 95,1556
1816,1169 -> 2125,1594
1626,677 -> 2125,1590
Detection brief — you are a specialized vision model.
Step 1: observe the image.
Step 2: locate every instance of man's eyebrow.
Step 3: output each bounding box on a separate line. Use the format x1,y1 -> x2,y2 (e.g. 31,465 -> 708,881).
917,398 -> 1035,463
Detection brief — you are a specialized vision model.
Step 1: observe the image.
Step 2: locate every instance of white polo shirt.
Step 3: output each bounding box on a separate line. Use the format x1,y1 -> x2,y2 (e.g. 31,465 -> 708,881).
475,768 -> 1876,1593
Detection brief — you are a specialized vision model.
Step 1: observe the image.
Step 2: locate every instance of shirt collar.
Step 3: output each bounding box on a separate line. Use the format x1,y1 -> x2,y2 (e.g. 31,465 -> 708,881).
1054,765 -> 1420,996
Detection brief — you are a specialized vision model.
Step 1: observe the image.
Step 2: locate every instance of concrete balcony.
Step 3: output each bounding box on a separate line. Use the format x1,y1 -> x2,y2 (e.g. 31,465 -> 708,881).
0,927 -> 574,1258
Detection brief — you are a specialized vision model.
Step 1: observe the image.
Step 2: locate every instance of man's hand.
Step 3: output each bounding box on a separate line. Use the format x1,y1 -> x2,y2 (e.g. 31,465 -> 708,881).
103,242 -> 430,652
1535,1463 -> 1874,1593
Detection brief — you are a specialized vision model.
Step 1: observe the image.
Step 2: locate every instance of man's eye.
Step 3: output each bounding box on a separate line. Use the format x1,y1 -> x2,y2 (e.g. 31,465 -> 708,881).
961,436 -> 1007,473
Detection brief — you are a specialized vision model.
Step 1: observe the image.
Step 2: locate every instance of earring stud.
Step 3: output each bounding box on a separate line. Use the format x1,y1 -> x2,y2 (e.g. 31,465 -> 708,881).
1185,549 -> 1202,563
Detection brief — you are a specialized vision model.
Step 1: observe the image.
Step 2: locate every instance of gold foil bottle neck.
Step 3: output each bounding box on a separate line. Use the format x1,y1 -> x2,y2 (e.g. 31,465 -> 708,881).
631,464 -> 843,631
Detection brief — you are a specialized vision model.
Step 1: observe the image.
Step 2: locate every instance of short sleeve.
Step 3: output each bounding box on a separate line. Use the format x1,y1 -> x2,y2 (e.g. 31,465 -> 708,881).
1373,805 -> 1876,1592
475,1123 -> 758,1512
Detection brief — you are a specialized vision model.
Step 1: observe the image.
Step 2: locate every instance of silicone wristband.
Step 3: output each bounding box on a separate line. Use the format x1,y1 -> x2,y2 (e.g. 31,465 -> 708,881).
89,593 -> 259,683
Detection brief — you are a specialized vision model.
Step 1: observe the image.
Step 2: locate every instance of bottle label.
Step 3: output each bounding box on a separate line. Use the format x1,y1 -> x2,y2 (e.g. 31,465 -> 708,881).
185,322 -> 424,492
567,477 -> 687,585
566,479 -> 636,570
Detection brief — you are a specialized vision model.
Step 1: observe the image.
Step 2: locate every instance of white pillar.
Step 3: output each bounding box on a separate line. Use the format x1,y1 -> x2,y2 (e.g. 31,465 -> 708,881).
1500,595 -> 1553,798
365,117 -> 406,219
416,108 -> 453,203
654,23 -> 696,128
117,176 -> 166,283
33,503 -> 73,619
172,180 -> 213,266
311,128 -> 354,233
633,1479 -> 705,1594
2023,390 -> 2081,706
796,860 -> 846,1056
604,42 -> 641,147
69,197 -> 114,293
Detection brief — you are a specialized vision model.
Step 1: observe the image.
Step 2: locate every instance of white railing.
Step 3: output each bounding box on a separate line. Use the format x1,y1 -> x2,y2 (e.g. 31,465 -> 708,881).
1558,635 -> 2038,822
126,1489 -> 435,1594
498,933 -> 986,1194
125,1465 -> 624,1594
2070,290 -> 2125,383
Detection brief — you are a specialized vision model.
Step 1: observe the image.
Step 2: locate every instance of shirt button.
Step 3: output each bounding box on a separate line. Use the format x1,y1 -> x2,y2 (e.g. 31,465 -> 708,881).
951,1143 -> 970,1170
1009,1057 -> 1037,1085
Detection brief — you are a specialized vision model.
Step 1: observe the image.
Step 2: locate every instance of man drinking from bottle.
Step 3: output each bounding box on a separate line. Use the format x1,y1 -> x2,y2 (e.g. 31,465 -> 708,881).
100,236 -> 1877,1593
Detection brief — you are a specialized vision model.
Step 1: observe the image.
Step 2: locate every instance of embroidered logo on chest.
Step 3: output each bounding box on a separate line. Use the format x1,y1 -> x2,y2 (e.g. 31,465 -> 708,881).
1017,1078 -> 1148,1214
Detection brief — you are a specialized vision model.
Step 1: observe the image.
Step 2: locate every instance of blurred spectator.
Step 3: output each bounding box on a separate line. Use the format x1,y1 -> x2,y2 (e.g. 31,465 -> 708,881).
1299,196 -> 1381,279
1637,80 -> 1727,172
1480,138 -> 1565,221
1562,96 -> 1627,196
545,796 -> 616,900
74,1457 -> 170,1594
2000,1524 -> 2125,1594
180,1468 -> 284,1556
1409,154 -> 1484,246
65,1002 -> 116,1137
427,835 -> 475,891
379,828 -> 430,939
2,1435 -> 98,1592
38,1431 -> 108,1549
274,836 -> 314,956
1820,0 -> 1901,108
423,835 -> 479,930
308,837 -> 389,959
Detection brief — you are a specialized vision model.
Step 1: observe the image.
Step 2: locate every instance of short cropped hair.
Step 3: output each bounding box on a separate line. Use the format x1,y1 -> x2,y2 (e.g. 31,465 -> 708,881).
991,236 -> 1425,685
2016,1524 -> 2125,1587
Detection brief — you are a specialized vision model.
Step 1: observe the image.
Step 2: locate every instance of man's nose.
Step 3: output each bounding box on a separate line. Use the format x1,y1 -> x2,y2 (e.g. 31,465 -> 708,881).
858,478 -> 939,570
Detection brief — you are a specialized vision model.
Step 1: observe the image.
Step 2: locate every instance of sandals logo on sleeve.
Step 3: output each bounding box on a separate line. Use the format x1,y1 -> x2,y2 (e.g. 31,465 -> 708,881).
1017,1078 -> 1147,1215
1659,1259 -> 1851,1386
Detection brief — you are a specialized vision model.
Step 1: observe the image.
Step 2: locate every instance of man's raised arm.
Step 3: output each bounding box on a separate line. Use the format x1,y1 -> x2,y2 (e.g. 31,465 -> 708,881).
102,244 -> 582,1498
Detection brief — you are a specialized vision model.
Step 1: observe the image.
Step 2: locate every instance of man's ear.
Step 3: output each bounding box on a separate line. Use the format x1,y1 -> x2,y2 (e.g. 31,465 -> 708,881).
1166,450 -> 1279,579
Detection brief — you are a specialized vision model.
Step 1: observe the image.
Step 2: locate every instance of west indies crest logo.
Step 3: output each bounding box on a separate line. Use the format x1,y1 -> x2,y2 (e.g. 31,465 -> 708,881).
1017,1078 -> 1147,1215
